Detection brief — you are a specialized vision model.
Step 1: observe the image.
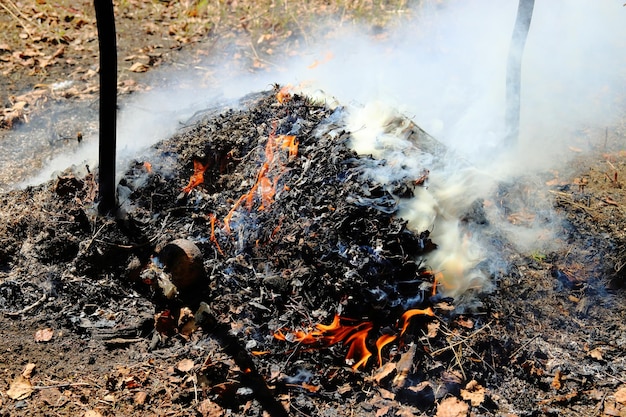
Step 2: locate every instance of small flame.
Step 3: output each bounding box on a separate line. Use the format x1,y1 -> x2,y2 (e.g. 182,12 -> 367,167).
399,307 -> 435,336
276,85 -> 292,104
274,307 -> 435,370
224,128 -> 298,232
208,213 -> 224,256
375,333 -> 397,367
182,159 -> 208,193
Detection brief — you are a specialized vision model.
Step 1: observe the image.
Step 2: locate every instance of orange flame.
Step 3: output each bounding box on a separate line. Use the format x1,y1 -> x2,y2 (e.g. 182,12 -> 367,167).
276,85 -> 292,104
276,315 -> 375,371
208,213 -> 224,256
281,135 -> 298,159
224,128 -> 298,232
275,307 -> 436,370
399,307 -> 435,336
375,333 -> 397,367
182,159 -> 208,193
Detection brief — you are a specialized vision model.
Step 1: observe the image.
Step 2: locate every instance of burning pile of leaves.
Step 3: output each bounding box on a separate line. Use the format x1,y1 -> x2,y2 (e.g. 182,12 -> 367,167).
113,86 -> 490,414
1,86 -> 501,416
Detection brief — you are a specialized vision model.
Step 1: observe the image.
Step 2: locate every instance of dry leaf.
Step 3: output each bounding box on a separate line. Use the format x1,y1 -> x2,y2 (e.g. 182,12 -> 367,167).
435,397 -> 469,417
602,401 -> 622,416
40,387 -> 68,406
197,399 -> 224,417
615,386 -> 626,404
134,391 -> 148,405
456,316 -> 474,329
378,387 -> 395,400
376,405 -> 391,416
176,358 -> 194,373
427,320 -> 440,338
129,62 -> 149,73
369,361 -> 396,385
460,380 -> 485,406
551,370 -> 563,391
84,410 -> 104,417
22,363 -> 36,378
589,347 -> 603,361
34,327 -> 54,342
6,375 -> 33,400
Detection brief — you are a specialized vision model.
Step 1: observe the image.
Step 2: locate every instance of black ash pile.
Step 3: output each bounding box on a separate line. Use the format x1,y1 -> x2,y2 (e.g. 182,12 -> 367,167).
121,87 -> 450,368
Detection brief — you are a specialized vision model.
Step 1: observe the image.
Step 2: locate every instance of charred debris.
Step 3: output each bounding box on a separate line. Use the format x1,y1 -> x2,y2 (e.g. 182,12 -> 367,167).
0,86 -> 498,413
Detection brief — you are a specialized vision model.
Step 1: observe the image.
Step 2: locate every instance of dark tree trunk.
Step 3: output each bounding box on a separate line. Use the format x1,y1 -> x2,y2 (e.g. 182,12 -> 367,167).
94,0 -> 117,215
505,0 -> 535,144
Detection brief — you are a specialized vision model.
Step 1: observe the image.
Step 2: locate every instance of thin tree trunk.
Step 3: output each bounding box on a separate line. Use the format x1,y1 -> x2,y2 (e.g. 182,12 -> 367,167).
94,0 -> 117,214
505,0 -> 535,145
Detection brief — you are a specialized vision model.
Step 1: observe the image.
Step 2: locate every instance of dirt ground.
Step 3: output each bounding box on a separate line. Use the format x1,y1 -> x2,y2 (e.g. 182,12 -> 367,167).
2,2 -> 626,417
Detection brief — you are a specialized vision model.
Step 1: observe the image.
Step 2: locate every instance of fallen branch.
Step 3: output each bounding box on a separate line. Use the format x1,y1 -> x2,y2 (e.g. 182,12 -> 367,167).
195,303 -> 290,417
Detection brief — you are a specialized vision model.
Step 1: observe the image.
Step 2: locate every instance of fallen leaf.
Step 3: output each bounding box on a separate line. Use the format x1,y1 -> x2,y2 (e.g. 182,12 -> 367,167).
22,363 -> 36,378
376,405 -> 391,416
40,387 -> 68,406
460,380 -> 485,406
427,320 -> 440,338
551,370 -> 563,390
589,347 -> 603,361
6,375 -> 33,400
615,386 -> 626,404
456,316 -> 474,329
602,401 -> 622,416
435,397 -> 469,417
198,400 -> 224,417
378,387 -> 395,400
84,410 -> 104,417
34,327 -> 54,342
134,391 -> 148,405
369,361 -> 396,385
177,358 -> 194,373
129,62 -> 149,72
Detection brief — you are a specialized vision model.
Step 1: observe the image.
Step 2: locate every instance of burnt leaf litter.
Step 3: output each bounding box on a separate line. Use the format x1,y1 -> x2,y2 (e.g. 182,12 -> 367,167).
1,87 -> 626,416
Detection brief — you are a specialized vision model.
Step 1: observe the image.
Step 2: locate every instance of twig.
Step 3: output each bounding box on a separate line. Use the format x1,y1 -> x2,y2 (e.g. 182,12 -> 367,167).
31,382 -> 92,390
85,221 -> 110,252
600,369 -> 626,385
430,322 -> 491,356
0,2 -> 26,32
449,337 -> 466,380
196,303 -> 289,417
509,334 -> 540,359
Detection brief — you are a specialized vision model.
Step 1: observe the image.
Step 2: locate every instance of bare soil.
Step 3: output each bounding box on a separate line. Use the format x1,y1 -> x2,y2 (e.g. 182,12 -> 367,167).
1,2 -> 626,417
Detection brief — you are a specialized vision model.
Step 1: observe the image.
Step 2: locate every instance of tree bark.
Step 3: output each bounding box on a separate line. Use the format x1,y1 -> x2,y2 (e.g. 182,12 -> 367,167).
505,0 -> 535,145
94,0 -> 117,214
